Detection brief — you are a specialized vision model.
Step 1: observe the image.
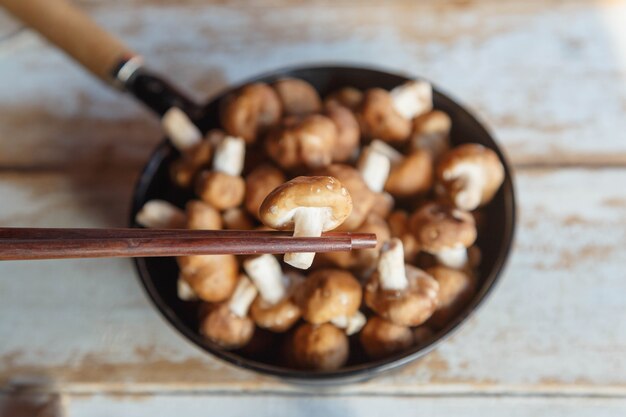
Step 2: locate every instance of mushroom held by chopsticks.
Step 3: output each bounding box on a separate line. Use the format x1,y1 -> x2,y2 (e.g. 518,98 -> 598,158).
265,115 -> 337,170
196,135 -> 246,210
436,144 -> 505,211
411,110 -> 452,162
243,254 -> 302,332
259,176 -> 353,269
365,238 -> 439,326
200,275 -> 258,349
244,164 -> 286,221
409,203 -> 477,269
426,266 -> 476,329
290,322 -> 349,370
296,269 -> 363,333
220,83 -> 282,144
360,316 -> 414,360
272,78 -> 322,117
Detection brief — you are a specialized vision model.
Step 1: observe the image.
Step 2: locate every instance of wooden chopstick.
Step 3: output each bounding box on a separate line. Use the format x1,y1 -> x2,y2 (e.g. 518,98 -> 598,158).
0,228 -> 377,261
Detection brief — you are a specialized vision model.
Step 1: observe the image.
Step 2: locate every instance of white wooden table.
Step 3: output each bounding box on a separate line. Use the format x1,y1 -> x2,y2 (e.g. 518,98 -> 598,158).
1,1 -> 625,415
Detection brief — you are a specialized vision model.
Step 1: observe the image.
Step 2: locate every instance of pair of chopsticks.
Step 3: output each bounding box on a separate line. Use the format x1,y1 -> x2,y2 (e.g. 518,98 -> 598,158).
0,228 -> 377,261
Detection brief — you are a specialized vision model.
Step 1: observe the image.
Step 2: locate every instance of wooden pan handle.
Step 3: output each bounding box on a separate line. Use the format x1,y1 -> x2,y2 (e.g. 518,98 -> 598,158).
0,0 -> 134,82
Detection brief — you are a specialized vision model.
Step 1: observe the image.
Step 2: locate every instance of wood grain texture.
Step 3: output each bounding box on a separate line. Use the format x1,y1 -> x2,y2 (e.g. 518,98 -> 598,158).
1,1 -> 626,169
0,168 -> 624,395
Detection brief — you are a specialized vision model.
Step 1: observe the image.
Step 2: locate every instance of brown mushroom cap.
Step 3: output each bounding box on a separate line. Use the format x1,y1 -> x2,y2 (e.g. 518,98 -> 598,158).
169,138 -> 214,188
324,103 -> 360,162
195,171 -> 245,211
317,164 -> 375,231
200,302 -> 255,350
259,176 -> 352,231
360,316 -> 414,359
291,323 -> 349,370
186,200 -> 222,230
409,203 -> 477,253
426,266 -> 476,329
296,269 -> 362,324
385,150 -> 434,197
365,264 -> 439,326
179,254 -> 239,302
324,87 -> 364,111
411,110 -> 451,161
244,164 -> 286,220
273,78 -> 322,117
388,210 -> 420,262
220,83 -> 282,144
250,297 -> 301,333
369,191 -> 395,219
222,207 -> 255,230
359,88 -> 411,143
436,143 -> 505,210
265,115 -> 337,170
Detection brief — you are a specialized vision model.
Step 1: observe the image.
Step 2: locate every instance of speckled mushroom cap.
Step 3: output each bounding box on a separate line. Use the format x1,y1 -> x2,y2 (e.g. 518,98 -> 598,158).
409,202 -> 477,253
259,176 -> 352,231
436,143 -> 505,210
365,264 -> 439,327
291,322 -> 349,371
296,268 -> 362,324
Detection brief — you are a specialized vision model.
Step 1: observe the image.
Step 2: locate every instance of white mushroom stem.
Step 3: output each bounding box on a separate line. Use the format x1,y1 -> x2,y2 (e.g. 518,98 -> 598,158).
436,247 -> 468,269
390,80 -> 433,119
330,311 -> 367,336
177,277 -> 198,301
243,254 -> 286,305
370,140 -> 404,164
357,146 -> 391,193
135,200 -> 186,229
442,162 -> 486,211
377,238 -> 408,291
284,207 -> 330,269
162,107 -> 202,151
213,136 -> 246,176
228,275 -> 258,318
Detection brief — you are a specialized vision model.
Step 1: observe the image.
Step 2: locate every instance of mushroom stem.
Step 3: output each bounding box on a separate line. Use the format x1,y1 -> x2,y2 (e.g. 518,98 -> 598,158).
213,136 -> 246,177
377,238 -> 408,291
443,162 -> 486,211
228,275 -> 258,318
370,140 -> 403,164
162,107 -> 202,151
284,207 -> 329,269
357,146 -> 391,193
135,200 -> 186,229
243,254 -> 287,305
390,81 -> 433,119
177,277 -> 198,301
436,247 -> 468,269
330,310 -> 367,335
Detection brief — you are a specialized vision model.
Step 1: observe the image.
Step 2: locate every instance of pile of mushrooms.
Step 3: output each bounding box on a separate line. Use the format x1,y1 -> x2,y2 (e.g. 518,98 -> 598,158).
136,77 -> 505,371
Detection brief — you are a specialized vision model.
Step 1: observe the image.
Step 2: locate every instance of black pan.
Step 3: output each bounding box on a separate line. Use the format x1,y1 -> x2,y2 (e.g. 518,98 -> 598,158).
3,0 -> 516,384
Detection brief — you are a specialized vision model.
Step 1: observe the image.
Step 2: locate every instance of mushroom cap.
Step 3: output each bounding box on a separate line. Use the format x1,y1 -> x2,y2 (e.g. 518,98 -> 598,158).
250,296 -> 301,333
273,78 -> 322,117
195,171 -> 246,211
413,326 -> 435,346
360,316 -> 414,360
291,323 -> 349,370
365,264 -> 439,326
259,176 -> 352,231
296,268 -> 362,324
358,88 -> 411,143
324,87 -> 364,111
186,200 -> 222,230
411,110 -> 451,161
426,266 -> 476,329
369,191 -> 395,219
388,210 -> 420,262
222,208 -> 255,230
436,143 -> 505,210
385,150 -> 434,197
324,103 -> 360,163
169,139 -> 214,187
220,83 -> 282,143
409,203 -> 477,253
317,164 -> 375,231
265,115 -> 337,170
200,302 -> 255,350
179,254 -> 239,302
244,164 -> 286,220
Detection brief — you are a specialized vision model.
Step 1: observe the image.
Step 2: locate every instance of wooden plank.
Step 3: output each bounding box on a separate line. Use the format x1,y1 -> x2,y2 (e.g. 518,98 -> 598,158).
0,168 -> 625,395
2,1 -> 626,168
